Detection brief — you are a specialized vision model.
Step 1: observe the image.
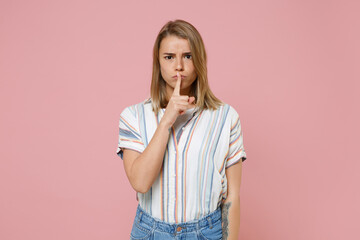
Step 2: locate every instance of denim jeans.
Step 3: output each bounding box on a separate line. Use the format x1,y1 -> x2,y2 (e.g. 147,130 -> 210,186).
130,204 -> 223,240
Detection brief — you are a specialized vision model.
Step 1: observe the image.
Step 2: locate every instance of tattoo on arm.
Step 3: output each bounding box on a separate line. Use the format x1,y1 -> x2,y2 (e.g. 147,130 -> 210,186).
221,202 -> 232,240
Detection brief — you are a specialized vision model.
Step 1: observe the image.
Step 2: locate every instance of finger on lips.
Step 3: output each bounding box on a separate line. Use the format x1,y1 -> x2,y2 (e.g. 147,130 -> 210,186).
173,72 -> 181,96
172,72 -> 196,111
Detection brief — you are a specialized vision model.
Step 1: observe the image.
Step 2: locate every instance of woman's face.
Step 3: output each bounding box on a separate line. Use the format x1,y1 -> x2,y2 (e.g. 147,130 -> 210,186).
159,35 -> 197,98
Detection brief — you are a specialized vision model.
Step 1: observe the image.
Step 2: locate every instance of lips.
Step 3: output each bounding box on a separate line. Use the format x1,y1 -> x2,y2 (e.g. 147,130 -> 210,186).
172,75 -> 186,79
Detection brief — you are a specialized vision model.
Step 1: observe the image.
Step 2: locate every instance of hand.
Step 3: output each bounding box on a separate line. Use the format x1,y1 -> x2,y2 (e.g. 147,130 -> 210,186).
160,72 -> 196,128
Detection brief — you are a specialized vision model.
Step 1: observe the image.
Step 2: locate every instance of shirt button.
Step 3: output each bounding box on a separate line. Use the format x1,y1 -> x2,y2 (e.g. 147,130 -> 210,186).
182,127 -> 185,130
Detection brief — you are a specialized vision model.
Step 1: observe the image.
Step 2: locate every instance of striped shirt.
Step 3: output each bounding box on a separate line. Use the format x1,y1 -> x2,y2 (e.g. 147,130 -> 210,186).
116,98 -> 247,223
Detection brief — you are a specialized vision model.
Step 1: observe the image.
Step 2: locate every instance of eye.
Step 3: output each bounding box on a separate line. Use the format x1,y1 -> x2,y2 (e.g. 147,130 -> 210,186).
164,56 -> 173,60
185,55 -> 192,59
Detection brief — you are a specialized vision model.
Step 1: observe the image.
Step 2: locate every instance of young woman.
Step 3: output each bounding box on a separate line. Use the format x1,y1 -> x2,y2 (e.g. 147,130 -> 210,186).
117,19 -> 247,240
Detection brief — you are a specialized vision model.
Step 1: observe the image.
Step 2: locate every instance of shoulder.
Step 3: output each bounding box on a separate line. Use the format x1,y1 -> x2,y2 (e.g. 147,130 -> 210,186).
211,102 -> 240,120
217,103 -> 243,131
227,104 -> 241,120
120,97 -> 152,118
200,102 -> 240,118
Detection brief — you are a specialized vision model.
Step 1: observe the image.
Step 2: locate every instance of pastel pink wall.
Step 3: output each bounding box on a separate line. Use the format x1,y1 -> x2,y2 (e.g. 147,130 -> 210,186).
1,0 -> 359,239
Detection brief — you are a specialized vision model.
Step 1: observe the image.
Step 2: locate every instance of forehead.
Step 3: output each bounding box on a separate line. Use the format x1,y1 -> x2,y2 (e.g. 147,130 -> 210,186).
159,35 -> 191,52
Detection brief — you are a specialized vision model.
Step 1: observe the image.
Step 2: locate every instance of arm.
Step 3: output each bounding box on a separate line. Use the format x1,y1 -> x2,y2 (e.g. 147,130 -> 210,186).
221,159 -> 242,240
122,72 -> 195,193
122,122 -> 170,193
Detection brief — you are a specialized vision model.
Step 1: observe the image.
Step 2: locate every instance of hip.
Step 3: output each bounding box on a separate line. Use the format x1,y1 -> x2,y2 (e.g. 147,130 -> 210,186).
130,204 -> 223,240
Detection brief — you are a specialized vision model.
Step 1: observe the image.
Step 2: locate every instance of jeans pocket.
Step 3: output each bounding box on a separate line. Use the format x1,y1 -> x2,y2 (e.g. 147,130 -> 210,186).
130,218 -> 153,240
198,219 -> 222,240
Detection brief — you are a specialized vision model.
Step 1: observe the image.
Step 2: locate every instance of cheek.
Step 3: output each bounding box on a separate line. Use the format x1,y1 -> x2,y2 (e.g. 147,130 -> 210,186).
160,63 -> 169,75
159,65 -> 171,83
186,62 -> 195,73
188,65 -> 196,77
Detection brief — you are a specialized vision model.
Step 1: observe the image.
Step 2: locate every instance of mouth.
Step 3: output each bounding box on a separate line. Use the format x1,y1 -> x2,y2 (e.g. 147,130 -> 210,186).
172,75 -> 186,79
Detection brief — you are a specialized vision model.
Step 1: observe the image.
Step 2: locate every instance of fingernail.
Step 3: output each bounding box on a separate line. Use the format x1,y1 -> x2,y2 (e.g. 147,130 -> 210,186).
177,72 -> 179,77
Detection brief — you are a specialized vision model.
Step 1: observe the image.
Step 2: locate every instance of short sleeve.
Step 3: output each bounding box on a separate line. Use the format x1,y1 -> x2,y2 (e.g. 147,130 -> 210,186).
225,107 -> 247,168
116,106 -> 145,160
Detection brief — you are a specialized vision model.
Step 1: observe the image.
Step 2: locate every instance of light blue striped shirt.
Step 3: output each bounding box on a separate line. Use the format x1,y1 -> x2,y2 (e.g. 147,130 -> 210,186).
117,98 -> 247,223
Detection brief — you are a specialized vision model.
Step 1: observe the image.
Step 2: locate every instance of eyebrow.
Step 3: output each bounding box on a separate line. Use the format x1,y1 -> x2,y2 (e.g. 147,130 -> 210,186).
162,52 -> 192,55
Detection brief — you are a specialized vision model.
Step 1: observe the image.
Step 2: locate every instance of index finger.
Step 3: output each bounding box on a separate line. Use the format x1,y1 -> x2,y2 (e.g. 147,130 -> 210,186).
173,72 -> 181,96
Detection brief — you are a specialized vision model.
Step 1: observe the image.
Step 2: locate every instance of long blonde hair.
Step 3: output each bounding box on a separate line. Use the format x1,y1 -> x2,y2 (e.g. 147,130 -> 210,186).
150,19 -> 223,113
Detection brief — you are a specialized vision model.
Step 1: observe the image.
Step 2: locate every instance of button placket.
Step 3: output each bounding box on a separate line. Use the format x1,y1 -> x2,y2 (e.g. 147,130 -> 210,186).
167,142 -> 176,222
169,109 -> 199,223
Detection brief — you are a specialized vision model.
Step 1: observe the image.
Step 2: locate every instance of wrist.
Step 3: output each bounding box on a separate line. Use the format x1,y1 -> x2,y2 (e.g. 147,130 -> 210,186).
158,120 -> 172,132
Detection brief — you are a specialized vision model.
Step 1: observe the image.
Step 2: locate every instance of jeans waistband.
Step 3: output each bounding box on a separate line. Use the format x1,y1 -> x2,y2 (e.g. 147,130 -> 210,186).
135,204 -> 222,234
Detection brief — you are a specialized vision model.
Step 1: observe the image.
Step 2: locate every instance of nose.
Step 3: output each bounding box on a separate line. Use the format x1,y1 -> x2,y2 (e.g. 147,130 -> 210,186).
175,55 -> 183,71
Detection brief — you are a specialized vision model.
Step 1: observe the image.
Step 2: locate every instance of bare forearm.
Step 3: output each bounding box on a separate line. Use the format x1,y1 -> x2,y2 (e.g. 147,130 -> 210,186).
129,122 -> 170,193
221,196 -> 240,240
127,73 -> 196,193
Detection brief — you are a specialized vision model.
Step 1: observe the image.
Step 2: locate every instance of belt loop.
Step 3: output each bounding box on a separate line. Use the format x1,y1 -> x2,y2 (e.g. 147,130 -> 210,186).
138,211 -> 143,223
207,217 -> 213,229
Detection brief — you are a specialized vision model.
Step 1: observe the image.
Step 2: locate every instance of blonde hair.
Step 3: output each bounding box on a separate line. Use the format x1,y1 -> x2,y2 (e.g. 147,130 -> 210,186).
150,19 -> 223,113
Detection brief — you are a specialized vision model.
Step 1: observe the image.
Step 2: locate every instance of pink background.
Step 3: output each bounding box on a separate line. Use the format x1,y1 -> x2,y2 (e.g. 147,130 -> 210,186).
1,0 -> 359,239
